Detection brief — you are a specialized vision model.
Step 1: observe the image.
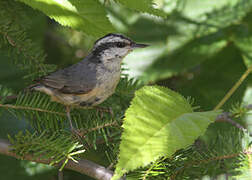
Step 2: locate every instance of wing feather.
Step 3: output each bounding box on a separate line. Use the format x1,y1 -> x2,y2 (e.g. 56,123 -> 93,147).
40,61 -> 97,94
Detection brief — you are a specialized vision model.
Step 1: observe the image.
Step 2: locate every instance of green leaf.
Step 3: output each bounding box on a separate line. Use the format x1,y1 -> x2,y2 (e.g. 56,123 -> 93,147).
141,31 -> 227,82
201,0 -> 252,29
181,0 -> 250,23
235,37 -> 252,67
176,45 -> 248,110
116,0 -> 166,18
233,19 -> 252,67
18,0 -> 115,37
113,86 -> 220,179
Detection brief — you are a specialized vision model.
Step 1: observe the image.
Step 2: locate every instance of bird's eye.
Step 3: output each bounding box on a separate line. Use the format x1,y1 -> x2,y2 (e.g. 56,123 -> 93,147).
116,42 -> 126,48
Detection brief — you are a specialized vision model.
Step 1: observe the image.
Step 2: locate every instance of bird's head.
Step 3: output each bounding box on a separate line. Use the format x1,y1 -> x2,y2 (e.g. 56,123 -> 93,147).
91,33 -> 148,61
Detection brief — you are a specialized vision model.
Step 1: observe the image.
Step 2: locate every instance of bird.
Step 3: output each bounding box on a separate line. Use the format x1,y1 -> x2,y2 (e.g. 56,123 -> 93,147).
30,33 -> 148,132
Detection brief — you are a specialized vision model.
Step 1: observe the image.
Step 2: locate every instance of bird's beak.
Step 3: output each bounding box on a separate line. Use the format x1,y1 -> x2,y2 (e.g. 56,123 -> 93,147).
131,43 -> 149,48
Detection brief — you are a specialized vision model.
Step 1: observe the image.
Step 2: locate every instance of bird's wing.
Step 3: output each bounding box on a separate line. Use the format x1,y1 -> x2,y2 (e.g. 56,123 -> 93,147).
40,62 -> 97,94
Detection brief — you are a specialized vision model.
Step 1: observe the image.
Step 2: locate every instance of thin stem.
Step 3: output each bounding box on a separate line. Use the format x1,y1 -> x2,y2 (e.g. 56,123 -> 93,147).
214,65 -> 252,110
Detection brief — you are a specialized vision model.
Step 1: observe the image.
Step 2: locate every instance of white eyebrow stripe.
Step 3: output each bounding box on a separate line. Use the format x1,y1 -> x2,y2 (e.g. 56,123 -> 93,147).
96,37 -> 125,46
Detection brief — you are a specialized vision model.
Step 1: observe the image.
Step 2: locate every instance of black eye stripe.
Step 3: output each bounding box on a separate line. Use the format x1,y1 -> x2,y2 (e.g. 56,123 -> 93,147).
92,42 -> 129,56
116,42 -> 126,48
98,42 -> 127,48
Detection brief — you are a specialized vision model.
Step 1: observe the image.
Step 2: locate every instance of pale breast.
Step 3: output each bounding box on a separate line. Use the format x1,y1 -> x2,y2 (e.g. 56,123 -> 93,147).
91,65 -> 121,105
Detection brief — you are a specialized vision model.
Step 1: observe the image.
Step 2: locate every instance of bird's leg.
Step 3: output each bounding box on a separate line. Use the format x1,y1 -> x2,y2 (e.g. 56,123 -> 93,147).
65,106 -> 85,144
66,106 -> 74,131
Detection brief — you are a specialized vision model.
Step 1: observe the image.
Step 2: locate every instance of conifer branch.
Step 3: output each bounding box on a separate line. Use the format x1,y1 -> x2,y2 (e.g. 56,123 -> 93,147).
171,151 -> 252,180
1,102 -> 250,135
0,103 -> 121,134
0,138 -> 124,180
0,95 -> 17,101
0,31 -> 47,74
0,103 -> 65,116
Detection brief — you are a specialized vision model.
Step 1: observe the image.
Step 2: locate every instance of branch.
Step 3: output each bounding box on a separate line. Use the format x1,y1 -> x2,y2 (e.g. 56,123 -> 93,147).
0,104 -> 65,116
0,138 -> 123,180
171,151 -> 252,180
0,95 -> 17,101
216,111 -> 252,136
79,121 -> 119,136
0,31 -> 47,74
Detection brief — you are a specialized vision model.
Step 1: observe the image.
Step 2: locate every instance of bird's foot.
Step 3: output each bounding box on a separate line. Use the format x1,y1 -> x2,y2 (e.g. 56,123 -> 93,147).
71,127 -> 81,137
95,106 -> 114,118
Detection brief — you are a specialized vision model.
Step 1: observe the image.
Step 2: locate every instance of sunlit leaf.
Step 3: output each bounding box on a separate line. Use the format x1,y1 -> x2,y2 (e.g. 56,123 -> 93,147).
112,86 -> 220,179
18,0 -> 115,37
116,0 -> 166,17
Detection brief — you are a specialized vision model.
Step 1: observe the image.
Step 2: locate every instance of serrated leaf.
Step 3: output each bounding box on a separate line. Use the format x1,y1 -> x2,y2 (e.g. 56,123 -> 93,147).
116,0 -> 166,18
113,86 -> 220,179
18,0 -> 115,37
201,0 -> 252,29
181,0 -> 250,25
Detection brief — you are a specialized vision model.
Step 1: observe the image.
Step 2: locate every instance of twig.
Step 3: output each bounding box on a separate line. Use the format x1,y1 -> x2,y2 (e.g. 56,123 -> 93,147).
79,121 -> 119,136
0,104 -> 65,116
216,111 -> 252,136
0,139 -> 125,180
0,95 -> 17,101
214,65 -> 252,110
